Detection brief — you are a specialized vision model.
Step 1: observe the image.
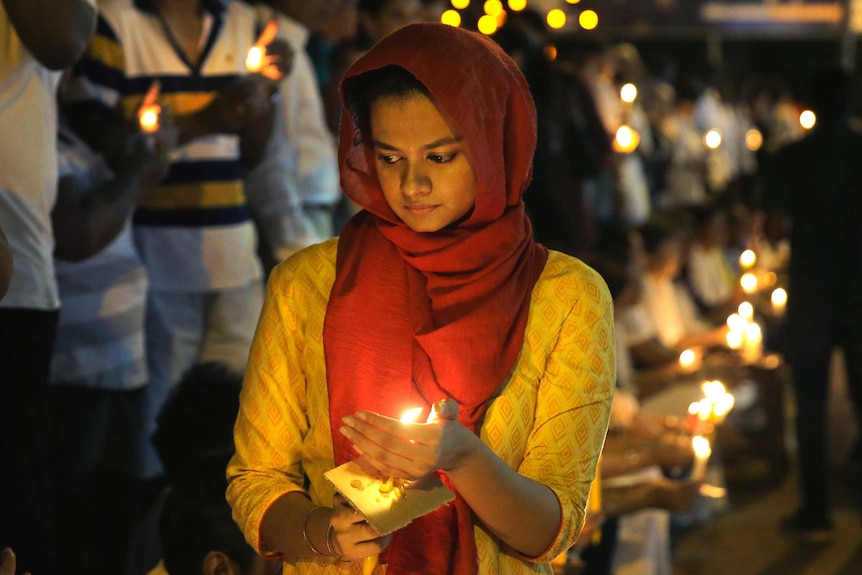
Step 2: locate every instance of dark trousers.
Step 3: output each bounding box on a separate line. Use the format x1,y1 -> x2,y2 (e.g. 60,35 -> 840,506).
0,307 -> 58,574
790,320 -> 862,516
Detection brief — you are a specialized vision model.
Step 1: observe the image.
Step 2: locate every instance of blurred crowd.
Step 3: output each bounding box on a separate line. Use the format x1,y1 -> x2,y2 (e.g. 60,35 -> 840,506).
1,2 -> 859,575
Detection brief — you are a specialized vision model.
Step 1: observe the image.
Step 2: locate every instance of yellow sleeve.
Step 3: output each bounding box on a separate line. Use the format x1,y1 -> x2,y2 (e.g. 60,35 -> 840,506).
517,264 -> 616,563
226,253 -> 315,557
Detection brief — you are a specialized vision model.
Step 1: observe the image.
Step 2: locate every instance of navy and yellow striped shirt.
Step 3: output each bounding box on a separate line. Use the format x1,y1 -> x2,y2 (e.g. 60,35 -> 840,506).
74,0 -> 264,291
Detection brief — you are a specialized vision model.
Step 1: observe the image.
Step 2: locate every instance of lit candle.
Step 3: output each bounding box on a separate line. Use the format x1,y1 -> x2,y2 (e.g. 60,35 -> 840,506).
246,19 -> 280,77
738,301 -> 754,321
771,288 -> 787,317
679,348 -> 696,370
613,124 -> 640,154
691,435 -> 712,481
740,272 -> 758,295
362,407 -> 426,575
137,80 -> 161,134
726,329 -> 743,350
739,249 -> 756,270
704,129 -> 722,150
702,381 -> 734,424
620,82 -> 637,104
742,321 -> 763,364
687,401 -> 702,434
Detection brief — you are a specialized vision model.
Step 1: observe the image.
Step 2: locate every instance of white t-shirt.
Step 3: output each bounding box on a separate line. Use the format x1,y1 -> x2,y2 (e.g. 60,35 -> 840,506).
1,5 -> 60,308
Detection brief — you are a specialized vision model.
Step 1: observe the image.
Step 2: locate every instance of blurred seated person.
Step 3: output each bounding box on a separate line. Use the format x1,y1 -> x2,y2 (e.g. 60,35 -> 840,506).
148,449 -> 279,575
685,204 -> 743,323
635,220 -> 728,353
593,225 -> 703,400
126,363 -> 244,575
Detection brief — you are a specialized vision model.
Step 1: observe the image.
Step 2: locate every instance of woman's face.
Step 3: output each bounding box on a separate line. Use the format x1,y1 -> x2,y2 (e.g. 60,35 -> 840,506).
647,237 -> 682,279
370,93 -> 477,232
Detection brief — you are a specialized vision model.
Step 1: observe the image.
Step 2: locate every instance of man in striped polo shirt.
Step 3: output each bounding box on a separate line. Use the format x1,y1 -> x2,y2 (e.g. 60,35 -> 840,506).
72,0 -> 279,478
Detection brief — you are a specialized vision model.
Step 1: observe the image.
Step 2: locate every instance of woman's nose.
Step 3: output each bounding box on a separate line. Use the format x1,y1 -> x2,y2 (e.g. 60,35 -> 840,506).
400,162 -> 431,197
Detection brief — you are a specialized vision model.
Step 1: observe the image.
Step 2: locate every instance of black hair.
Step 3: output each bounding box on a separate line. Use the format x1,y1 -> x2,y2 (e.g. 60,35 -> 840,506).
359,0 -> 391,16
151,361 -> 243,481
344,65 -> 431,139
159,449 -> 256,575
638,221 -> 678,256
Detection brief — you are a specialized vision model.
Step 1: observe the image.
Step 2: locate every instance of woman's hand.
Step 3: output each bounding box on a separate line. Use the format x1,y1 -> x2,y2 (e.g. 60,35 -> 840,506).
338,399 -> 471,480
327,495 -> 391,561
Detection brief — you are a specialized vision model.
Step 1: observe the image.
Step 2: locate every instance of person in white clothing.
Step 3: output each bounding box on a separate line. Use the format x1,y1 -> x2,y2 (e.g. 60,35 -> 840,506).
0,1 -> 97,571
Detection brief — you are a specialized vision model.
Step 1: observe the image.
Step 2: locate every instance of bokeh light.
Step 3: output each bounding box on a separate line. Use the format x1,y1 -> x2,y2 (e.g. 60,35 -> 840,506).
579,9 -> 599,30
547,8 -> 566,29
441,9 -> 461,26
620,83 -> 638,104
477,13 -> 498,34
451,0 -> 470,9
507,0 -> 526,11
484,0 -> 504,16
800,110 -> 816,130
704,129 -> 722,150
745,128 -> 763,151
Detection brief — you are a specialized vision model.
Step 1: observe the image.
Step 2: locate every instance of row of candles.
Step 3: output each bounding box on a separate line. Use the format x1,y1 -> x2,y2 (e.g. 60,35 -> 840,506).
137,20 -> 281,135
686,380 -> 735,481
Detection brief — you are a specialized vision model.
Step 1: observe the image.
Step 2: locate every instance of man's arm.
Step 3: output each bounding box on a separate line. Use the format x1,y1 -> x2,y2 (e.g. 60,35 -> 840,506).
2,0 -> 96,70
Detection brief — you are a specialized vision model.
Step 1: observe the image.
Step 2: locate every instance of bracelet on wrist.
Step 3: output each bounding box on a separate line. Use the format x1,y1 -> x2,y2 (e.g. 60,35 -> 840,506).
325,522 -> 350,562
302,506 -> 328,556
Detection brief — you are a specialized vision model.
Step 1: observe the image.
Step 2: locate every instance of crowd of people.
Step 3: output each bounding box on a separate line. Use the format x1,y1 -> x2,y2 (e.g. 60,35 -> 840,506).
2,2 -> 862,575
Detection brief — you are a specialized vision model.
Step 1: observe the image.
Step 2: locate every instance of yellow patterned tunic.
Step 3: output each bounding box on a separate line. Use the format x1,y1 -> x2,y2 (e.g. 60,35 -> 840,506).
227,239 -> 615,575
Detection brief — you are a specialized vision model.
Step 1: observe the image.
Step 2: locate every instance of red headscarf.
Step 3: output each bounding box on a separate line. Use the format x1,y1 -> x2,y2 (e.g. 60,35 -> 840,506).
324,23 -> 548,575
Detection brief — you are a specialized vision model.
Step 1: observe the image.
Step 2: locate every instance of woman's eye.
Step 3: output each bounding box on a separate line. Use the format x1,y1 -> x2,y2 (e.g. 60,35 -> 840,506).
429,153 -> 456,163
378,154 -> 400,164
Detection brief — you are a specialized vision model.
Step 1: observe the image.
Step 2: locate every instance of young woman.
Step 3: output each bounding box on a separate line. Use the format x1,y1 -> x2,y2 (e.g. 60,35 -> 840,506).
227,23 -> 615,575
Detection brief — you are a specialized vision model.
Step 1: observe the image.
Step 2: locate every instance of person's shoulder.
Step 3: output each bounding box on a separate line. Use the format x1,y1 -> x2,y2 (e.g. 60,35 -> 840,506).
535,250 -> 611,308
269,238 -> 339,290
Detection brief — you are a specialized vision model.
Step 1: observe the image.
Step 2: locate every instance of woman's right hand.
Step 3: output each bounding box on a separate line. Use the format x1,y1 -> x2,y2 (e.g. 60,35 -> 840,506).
327,494 -> 392,562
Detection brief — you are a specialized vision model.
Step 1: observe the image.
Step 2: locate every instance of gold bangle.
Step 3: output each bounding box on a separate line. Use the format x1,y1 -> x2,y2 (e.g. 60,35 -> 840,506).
302,507 -> 327,556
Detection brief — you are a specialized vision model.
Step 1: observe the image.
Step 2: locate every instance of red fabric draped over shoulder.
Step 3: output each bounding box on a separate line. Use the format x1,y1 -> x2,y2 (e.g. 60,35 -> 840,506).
323,23 -> 548,575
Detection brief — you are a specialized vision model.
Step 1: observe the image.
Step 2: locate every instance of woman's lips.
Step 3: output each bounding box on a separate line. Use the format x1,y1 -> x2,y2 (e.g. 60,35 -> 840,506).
404,204 -> 438,214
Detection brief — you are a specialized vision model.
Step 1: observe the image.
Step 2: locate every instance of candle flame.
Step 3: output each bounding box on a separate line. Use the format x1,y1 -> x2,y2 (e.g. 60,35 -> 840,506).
679,348 -> 696,367
137,80 -> 161,134
692,435 -> 711,458
688,401 -> 700,416
246,19 -> 282,79
726,329 -> 743,349
739,249 -> 756,269
738,301 -> 754,320
772,288 -> 787,306
740,272 -> 758,294
400,407 -> 424,423
701,380 -> 726,401
245,45 -> 264,72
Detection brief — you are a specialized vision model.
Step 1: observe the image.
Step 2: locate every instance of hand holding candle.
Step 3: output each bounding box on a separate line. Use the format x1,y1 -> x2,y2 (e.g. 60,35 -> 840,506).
246,19 -> 292,81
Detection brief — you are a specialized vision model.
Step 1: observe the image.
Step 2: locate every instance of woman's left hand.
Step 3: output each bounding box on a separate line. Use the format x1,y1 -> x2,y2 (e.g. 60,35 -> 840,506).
339,399 -> 472,480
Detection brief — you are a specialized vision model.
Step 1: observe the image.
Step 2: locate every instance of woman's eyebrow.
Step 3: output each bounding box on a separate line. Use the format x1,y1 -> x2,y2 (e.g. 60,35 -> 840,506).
372,136 -> 464,151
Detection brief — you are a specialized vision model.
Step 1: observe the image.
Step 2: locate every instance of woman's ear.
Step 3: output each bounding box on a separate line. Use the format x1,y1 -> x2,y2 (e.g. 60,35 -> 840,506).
202,550 -> 242,575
